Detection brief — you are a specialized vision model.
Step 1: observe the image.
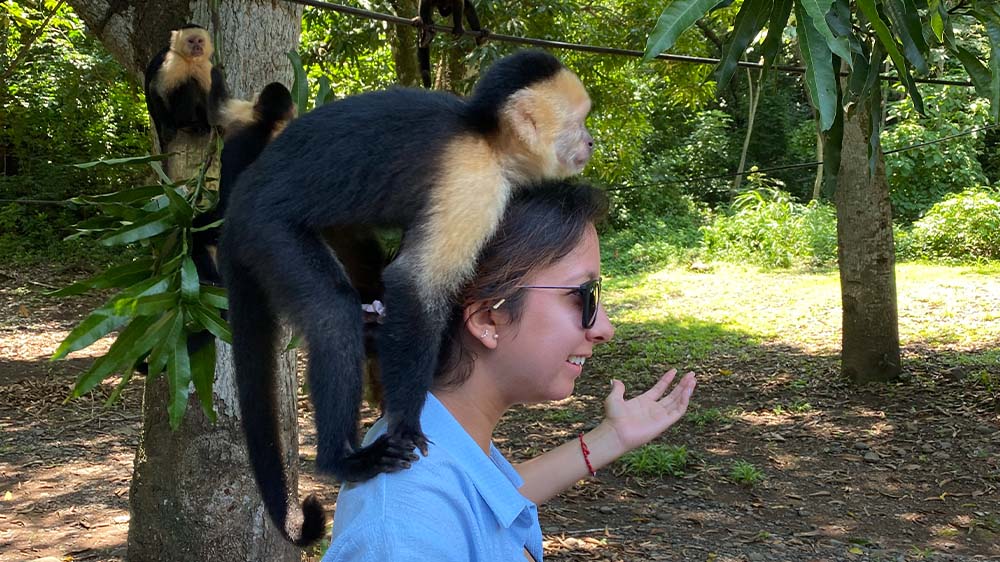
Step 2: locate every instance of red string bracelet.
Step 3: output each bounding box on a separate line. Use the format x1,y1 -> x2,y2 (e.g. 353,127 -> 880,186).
578,433 -> 597,477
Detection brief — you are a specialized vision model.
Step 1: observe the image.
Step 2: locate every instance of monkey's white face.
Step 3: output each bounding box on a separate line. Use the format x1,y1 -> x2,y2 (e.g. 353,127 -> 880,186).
554,102 -> 594,176
171,29 -> 212,61
186,34 -> 206,57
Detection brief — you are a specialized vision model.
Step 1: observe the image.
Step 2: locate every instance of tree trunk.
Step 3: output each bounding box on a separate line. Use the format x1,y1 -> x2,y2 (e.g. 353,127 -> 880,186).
388,0 -> 421,86
835,99 -> 902,384
732,68 -> 760,193
64,2 -> 306,560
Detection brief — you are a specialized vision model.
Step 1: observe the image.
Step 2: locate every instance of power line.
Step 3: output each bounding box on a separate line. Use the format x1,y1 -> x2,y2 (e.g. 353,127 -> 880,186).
282,0 -> 974,87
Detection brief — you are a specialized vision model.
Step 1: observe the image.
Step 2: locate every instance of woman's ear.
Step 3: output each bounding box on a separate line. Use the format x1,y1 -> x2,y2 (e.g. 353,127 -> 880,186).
463,302 -> 500,350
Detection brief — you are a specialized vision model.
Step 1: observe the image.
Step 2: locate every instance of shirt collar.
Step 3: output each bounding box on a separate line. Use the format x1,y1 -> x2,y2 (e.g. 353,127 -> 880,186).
423,393 -> 535,528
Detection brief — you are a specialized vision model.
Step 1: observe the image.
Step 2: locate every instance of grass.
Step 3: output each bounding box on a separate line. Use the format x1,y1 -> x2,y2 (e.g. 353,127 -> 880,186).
593,262 -> 1000,385
617,444 -> 688,478
685,407 -> 726,427
728,460 -> 765,486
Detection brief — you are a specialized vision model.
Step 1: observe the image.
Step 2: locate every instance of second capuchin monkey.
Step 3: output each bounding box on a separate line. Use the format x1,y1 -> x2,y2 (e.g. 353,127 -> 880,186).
219,50 -> 593,546
415,0 -> 488,88
143,24 -> 228,154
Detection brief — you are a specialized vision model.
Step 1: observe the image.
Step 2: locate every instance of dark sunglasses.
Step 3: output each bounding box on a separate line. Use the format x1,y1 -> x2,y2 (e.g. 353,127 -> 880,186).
515,278 -> 602,329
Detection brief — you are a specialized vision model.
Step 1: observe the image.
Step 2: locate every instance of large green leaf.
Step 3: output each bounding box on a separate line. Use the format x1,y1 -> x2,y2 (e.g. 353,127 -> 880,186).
982,16 -> 1000,120
643,0 -> 720,61
180,256 -> 200,303
189,337 -> 217,422
799,0 -> 852,65
287,50 -> 311,114
48,258 -> 155,297
858,0 -> 924,114
795,2 -> 838,131
98,208 -> 174,246
51,275 -> 172,359
188,303 -> 232,344
69,185 -> 164,206
70,315 -> 160,398
884,0 -> 929,74
714,0 -> 773,91
72,154 -> 168,169
162,184 -> 193,225
759,0 -> 793,83
166,313 -> 192,430
131,292 -> 179,316
199,286 -> 229,310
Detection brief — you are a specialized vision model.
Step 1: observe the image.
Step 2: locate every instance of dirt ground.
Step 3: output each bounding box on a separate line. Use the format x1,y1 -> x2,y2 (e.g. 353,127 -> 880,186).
1,263 -> 998,562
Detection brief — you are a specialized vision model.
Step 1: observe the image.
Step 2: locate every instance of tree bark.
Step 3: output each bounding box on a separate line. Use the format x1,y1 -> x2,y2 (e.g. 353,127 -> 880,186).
387,0 -> 420,86
835,99 -> 902,384
63,1 -> 306,560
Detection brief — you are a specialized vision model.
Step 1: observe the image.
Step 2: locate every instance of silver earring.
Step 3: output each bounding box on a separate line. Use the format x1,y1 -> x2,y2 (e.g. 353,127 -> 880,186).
492,334 -> 499,340
481,330 -> 489,338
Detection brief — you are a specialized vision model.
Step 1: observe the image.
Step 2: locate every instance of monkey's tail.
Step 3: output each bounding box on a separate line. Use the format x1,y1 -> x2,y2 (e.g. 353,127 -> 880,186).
226,261 -> 327,546
418,45 -> 432,88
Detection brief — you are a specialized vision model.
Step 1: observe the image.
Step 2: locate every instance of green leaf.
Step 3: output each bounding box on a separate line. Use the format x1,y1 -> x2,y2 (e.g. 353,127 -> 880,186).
714,0 -> 773,91
199,286 -> 229,310
149,161 -> 172,185
795,1 -> 838,131
166,314 -> 193,430
799,0 -> 853,66
70,315 -> 159,397
643,0 -> 720,61
48,258 -> 155,297
858,0 -> 924,115
189,304 -> 232,343
316,76 -> 334,108
162,185 -> 193,225
189,337 -> 217,422
946,38 -> 993,100
180,257 -> 200,303
983,17 -> 1000,120
287,50 -> 310,114
69,185 -> 164,206
191,218 -> 223,233
131,292 -> 179,316
759,0 -> 793,83
929,0 -> 944,42
52,275 -> 172,360
51,312 -> 130,361
98,208 -> 174,246
883,0 -> 929,75
72,154 -> 168,169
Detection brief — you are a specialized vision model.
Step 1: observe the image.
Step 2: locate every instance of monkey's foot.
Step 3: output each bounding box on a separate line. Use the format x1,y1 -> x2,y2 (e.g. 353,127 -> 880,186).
390,425 -> 430,457
475,28 -> 490,46
450,24 -> 465,38
334,434 -> 421,482
412,16 -> 435,47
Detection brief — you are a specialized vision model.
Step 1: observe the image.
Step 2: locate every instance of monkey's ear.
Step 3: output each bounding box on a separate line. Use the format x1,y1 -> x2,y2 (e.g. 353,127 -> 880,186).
170,29 -> 180,44
502,92 -> 543,151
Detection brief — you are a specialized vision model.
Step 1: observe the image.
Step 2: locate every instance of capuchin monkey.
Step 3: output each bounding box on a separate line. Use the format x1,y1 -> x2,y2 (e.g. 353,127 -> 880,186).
219,50 -> 593,546
191,81 -> 296,286
143,24 -> 228,154
415,0 -> 488,88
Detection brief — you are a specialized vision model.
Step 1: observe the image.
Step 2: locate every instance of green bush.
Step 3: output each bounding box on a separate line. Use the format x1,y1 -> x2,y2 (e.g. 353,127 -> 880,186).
906,188 -> 1000,262
602,205 -> 705,275
700,182 -> 838,268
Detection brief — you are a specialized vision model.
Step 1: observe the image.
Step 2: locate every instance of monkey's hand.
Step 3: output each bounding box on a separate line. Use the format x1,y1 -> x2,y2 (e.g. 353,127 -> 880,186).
450,23 -> 465,38
413,16 -> 435,47
474,28 -> 490,46
336,434 -> 421,482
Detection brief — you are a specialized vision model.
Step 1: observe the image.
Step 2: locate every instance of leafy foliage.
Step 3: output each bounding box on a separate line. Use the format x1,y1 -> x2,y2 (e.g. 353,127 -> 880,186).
1,3 -> 148,261
51,156 -> 230,429
905,187 -> 1000,262
882,85 -> 991,223
701,182 -> 838,268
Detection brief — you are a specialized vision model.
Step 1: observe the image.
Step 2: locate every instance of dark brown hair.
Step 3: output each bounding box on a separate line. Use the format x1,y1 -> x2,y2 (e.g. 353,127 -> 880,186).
434,180 -> 609,388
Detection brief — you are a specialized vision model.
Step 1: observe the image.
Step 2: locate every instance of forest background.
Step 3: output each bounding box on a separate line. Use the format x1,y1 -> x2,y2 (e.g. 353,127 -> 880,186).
1,0 -> 999,561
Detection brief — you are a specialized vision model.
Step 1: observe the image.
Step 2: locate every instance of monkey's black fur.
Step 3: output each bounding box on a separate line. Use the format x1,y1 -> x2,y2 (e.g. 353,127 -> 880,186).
143,24 -> 228,153
191,82 -> 294,286
219,50 -> 568,546
417,0 -> 486,88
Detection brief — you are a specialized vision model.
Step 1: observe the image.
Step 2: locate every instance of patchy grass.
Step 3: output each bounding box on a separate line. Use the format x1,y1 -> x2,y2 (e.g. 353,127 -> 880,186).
728,459 -> 765,486
617,444 -> 688,478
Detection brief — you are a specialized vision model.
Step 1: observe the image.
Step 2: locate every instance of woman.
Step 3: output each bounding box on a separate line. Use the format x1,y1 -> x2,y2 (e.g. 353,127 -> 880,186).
324,180 -> 697,561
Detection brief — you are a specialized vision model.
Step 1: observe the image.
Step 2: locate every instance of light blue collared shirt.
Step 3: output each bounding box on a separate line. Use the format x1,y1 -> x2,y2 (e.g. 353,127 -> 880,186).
322,393 -> 544,561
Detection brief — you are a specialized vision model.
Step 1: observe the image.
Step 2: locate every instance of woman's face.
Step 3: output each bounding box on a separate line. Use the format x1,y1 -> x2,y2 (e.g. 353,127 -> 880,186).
491,223 -> 615,404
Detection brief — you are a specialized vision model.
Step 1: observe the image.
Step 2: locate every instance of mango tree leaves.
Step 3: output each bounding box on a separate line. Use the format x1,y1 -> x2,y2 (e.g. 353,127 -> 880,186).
644,0 -> 720,61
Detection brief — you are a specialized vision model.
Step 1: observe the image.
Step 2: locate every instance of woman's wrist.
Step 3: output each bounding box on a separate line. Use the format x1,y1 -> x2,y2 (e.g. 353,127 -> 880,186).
581,421 -> 629,473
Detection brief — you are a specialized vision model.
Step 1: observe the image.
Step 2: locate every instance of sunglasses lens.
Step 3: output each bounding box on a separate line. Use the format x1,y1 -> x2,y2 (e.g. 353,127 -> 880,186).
584,280 -> 600,329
